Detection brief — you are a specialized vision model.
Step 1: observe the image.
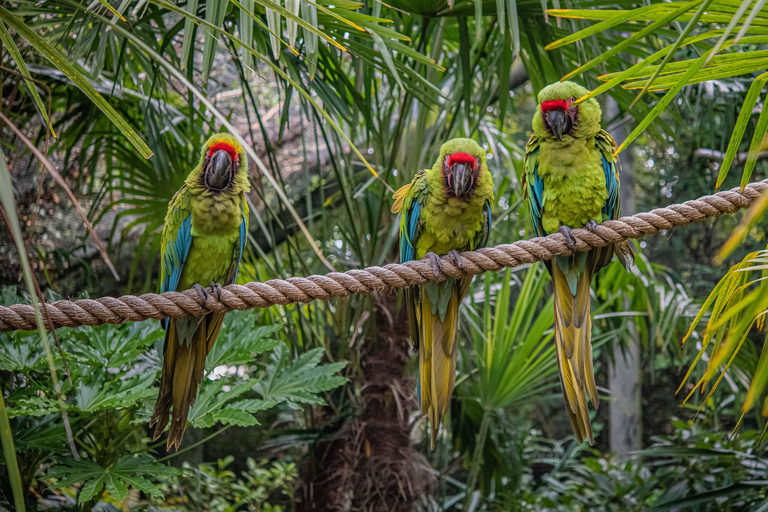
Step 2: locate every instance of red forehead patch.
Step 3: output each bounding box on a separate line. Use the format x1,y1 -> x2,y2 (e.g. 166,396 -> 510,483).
448,152 -> 476,168
208,142 -> 238,161
541,99 -> 570,113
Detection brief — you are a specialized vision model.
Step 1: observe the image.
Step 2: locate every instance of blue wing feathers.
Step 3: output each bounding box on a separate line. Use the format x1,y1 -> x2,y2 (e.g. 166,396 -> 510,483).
232,213 -> 247,283
530,162 -> 545,237
400,200 -> 420,263
161,214 -> 192,329
601,153 -> 619,219
485,202 -> 492,241
162,215 -> 192,294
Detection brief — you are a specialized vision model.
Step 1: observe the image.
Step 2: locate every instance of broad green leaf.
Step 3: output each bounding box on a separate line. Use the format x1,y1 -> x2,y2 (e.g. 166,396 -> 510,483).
615,48 -> 714,155
622,58 -> 768,91
611,50 -> 768,81
735,0 -> 768,41
73,374 -> 155,413
301,0 -> 319,79
562,0 -> 701,82
0,335 -> 46,371
119,474 -> 164,499
50,456 -> 174,503
232,398 -> 278,412
548,5 -> 765,25
459,15 -> 471,121
91,0 -> 127,21
253,345 -> 347,407
582,30 -> 743,105
0,21 -> 55,138
230,0 -> 347,55
79,475 -> 106,504
202,0 -> 229,81
741,96 -> 768,188
180,0 -> 199,68
212,408 -> 260,426
9,396 -> 60,418
369,30 -> 404,91
103,473 -> 128,503
187,380 -> 253,426
285,0 -> 299,45
239,0 -> 254,71
507,0 -> 519,55
496,0 -> 505,33
716,72 -> 768,187
0,6 -> 152,158
377,36 -> 443,69
304,0 -> 365,32
744,336 -> 768,413
475,0 -> 482,39
647,483 -> 758,511
253,0 -> 359,54
705,0 -> 754,65
206,322 -> 281,369
546,3 -> 659,49
632,0 -> 716,106
265,2 -> 282,60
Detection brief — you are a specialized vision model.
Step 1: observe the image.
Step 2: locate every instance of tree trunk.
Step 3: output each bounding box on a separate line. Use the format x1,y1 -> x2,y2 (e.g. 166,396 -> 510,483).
605,97 -> 642,456
300,297 -> 432,512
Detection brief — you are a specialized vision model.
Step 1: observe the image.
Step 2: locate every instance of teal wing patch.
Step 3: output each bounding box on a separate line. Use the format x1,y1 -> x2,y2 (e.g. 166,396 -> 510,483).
232,194 -> 249,283
161,215 -> 192,296
160,188 -> 193,330
523,134 -> 545,237
596,130 -> 621,221
399,170 -> 428,263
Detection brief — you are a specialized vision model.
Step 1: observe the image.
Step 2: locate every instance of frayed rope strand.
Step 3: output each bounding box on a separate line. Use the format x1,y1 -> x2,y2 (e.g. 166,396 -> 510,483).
1,180 -> 766,332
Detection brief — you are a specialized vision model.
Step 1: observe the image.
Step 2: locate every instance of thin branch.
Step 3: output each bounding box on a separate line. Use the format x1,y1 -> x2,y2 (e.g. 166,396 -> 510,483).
694,148 -> 768,164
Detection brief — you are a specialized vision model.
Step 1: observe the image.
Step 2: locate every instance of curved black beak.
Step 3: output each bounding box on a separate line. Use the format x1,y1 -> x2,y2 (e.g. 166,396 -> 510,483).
205,150 -> 232,190
546,109 -> 572,141
451,163 -> 474,198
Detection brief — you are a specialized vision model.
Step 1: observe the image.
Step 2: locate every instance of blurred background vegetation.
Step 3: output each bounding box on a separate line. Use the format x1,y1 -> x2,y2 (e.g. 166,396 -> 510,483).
1,0 -> 768,509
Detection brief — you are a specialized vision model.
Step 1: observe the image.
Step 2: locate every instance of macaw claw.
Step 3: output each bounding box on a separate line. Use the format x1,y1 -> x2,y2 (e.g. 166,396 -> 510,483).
209,282 -> 223,301
425,252 -> 443,278
447,249 -> 464,271
584,219 -> 599,233
193,283 -> 208,304
558,225 -> 577,251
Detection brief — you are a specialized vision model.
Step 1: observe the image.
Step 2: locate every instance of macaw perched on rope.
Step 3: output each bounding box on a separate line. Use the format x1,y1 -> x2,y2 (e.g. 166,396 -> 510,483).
150,133 -> 250,450
392,138 -> 494,448
523,81 -> 634,445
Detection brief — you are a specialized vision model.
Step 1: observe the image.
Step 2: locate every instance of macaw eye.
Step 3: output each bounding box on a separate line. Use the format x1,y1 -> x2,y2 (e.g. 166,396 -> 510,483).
444,156 -> 450,167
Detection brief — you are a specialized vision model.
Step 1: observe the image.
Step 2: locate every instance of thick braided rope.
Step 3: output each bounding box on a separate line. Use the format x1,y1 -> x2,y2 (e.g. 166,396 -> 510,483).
2,180 -> 766,332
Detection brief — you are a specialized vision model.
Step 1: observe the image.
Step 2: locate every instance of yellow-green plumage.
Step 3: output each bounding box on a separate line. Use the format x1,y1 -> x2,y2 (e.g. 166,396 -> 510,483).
523,82 -> 634,444
151,133 -> 250,450
393,138 -> 494,447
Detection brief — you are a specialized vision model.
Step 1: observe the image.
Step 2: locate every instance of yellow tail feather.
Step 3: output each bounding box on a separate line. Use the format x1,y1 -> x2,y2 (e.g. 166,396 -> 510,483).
150,314 -> 213,450
419,288 -> 460,449
553,261 -> 598,445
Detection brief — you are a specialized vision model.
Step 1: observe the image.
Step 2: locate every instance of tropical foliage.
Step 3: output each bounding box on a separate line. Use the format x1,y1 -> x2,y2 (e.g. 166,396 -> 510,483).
1,0 -> 768,509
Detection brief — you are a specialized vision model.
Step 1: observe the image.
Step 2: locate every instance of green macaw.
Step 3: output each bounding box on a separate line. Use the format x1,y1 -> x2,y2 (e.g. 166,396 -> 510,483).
150,133 -> 250,450
523,81 -> 634,445
392,138 -> 494,448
